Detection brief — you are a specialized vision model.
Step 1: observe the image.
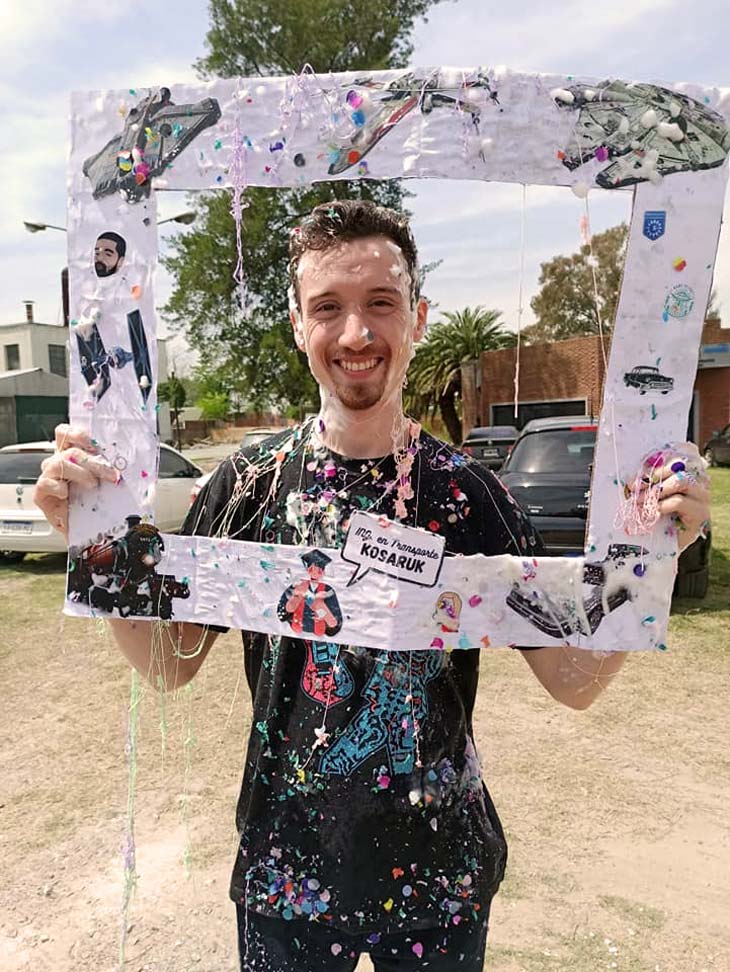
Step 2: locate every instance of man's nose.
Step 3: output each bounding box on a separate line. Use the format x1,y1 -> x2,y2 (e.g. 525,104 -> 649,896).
339,307 -> 372,349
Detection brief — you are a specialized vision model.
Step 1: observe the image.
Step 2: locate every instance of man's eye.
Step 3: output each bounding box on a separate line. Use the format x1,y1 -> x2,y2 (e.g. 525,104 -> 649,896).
315,303 -> 338,313
371,300 -> 394,309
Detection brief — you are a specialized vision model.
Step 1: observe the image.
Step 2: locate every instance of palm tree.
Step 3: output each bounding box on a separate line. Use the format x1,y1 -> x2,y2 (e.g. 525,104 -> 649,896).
406,306 -> 516,444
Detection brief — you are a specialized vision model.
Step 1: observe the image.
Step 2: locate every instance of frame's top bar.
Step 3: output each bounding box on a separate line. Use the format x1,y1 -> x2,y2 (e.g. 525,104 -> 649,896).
69,66 -> 730,200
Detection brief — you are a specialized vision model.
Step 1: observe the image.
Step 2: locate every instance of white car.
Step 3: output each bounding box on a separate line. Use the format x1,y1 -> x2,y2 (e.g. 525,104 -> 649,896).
189,427 -> 286,504
0,441 -> 203,562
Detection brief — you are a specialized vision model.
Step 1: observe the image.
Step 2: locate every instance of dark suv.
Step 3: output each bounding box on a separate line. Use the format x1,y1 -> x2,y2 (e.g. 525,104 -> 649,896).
499,416 -> 711,598
703,423 -> 730,466
461,425 -> 519,470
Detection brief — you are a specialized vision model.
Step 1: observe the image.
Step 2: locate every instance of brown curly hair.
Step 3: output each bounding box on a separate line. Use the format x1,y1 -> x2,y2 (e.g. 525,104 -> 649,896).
288,199 -> 420,312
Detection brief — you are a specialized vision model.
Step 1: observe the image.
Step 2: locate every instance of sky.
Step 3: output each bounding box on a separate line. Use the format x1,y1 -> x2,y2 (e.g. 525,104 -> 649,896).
1,0 -> 730,374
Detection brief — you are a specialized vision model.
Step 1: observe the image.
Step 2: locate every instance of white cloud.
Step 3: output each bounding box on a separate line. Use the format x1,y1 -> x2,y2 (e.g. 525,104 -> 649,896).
0,1 -> 141,68
413,0 -> 680,70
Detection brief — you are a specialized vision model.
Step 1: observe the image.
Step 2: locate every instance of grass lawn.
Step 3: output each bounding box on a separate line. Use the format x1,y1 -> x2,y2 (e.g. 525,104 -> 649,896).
672,466 -> 730,626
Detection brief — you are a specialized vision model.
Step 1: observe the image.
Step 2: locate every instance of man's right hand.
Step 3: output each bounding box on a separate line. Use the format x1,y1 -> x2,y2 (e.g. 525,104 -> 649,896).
33,424 -> 119,540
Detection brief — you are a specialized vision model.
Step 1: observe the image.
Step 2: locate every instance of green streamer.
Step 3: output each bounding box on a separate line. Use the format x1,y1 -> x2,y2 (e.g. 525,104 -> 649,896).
119,669 -> 141,971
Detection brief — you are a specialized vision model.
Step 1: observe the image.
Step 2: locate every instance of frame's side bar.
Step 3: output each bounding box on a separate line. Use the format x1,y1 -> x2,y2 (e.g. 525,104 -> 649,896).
585,167 -> 728,620
66,92 -> 160,558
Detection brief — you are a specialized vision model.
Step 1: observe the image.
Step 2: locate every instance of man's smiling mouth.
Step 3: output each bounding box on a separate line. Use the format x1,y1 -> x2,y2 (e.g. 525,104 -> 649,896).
337,357 -> 381,373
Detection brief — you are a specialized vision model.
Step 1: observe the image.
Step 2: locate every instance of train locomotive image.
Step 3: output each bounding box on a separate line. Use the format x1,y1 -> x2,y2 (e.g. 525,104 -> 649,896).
67,515 -> 190,620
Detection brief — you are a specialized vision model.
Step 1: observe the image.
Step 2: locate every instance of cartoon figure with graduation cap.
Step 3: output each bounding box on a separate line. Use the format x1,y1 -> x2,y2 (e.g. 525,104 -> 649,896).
278,549 -> 343,637
278,550 -> 352,706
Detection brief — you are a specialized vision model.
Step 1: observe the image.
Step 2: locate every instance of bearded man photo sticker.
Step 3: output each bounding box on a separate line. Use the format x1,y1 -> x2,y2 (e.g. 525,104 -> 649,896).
94,231 -> 126,277
277,549 -> 343,637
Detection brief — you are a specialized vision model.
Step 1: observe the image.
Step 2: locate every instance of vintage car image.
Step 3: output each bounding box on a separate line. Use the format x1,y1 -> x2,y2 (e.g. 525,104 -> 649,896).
623,365 -> 674,393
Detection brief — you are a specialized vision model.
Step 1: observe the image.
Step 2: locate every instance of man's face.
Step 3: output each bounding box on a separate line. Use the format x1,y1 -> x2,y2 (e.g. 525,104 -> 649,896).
307,564 -> 324,581
94,237 -> 123,277
292,235 -> 427,411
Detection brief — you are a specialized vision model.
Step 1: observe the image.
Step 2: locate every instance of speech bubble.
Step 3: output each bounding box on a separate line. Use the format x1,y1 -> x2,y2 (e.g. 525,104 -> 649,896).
341,512 -> 445,588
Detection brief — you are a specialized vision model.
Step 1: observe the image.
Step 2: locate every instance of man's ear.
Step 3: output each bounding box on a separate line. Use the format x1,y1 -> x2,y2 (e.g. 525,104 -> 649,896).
290,310 -> 306,351
413,298 -> 428,344
117,257 -> 125,271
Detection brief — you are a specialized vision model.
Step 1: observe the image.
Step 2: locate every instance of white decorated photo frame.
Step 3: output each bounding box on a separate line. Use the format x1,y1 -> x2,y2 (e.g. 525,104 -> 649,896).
64,67 -> 730,652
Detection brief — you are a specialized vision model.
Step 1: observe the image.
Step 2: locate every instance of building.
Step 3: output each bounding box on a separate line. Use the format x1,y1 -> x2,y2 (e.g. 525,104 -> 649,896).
695,317 -> 730,447
0,301 -> 171,446
465,317 -> 729,448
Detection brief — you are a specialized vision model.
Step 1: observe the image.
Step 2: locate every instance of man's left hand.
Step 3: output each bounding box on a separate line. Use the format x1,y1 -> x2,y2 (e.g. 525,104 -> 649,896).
644,443 -> 711,552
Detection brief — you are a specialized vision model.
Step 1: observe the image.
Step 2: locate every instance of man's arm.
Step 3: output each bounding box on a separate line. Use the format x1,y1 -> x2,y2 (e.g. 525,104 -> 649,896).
519,646 -> 626,710
108,618 -> 220,690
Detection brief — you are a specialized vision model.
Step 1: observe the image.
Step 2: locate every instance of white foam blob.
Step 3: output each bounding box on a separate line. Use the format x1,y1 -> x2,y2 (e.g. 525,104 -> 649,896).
658,121 -> 685,142
551,88 -> 575,105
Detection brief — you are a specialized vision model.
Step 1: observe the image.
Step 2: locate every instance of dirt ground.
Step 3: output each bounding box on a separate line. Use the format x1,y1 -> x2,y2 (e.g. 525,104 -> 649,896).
1,558 -> 729,972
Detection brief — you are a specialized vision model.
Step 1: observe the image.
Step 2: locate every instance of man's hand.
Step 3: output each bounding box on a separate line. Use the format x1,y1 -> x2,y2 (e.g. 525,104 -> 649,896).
33,424 -> 119,539
637,442 -> 711,552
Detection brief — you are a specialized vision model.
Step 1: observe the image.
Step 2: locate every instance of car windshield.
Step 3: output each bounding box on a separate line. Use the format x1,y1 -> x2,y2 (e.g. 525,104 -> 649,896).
505,429 -> 596,473
0,451 -> 48,483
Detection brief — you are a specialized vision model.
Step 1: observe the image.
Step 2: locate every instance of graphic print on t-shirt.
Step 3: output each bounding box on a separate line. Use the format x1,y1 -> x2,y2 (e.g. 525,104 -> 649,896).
319,650 -> 444,776
301,641 -> 354,706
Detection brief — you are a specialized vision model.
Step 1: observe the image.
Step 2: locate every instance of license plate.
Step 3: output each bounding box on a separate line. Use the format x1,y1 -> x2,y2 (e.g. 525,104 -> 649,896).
0,520 -> 32,535
480,448 -> 500,458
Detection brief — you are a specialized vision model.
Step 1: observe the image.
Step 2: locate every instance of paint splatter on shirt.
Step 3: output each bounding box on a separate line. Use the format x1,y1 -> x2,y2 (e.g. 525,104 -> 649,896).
181,426 -> 542,935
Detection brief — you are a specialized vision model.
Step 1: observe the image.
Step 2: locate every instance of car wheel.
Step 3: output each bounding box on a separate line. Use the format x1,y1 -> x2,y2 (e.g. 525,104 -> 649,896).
0,550 -> 26,564
703,448 -> 716,467
673,567 -> 709,599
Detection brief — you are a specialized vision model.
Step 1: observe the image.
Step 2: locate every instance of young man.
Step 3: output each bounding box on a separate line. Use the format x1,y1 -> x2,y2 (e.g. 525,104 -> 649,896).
36,200 -> 710,972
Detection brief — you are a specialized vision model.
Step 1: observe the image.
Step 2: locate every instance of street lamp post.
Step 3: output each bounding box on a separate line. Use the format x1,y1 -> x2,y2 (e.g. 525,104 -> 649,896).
23,221 -> 68,234
23,212 -> 197,233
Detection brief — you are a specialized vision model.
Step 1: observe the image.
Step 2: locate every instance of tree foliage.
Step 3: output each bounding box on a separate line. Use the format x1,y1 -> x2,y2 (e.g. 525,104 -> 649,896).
197,391 -> 232,420
526,223 -> 628,343
406,306 -> 516,444
163,0 -> 446,412
157,374 -> 186,411
197,0 -> 445,78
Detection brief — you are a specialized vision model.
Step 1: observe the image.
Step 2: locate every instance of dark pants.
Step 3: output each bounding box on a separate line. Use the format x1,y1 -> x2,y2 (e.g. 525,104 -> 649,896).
236,903 -> 491,971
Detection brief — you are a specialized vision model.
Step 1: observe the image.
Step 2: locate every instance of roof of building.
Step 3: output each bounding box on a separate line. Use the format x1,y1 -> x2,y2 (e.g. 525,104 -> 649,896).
0,320 -> 60,329
0,367 -> 45,380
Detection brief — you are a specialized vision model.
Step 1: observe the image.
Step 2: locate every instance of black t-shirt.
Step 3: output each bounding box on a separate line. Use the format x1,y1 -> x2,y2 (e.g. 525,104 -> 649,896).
180,424 -> 542,935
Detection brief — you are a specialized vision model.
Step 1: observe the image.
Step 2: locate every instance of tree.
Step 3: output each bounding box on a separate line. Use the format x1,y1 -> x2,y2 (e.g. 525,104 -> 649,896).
526,223 -> 628,343
158,373 -> 186,450
197,390 -> 232,421
406,306 -> 516,444
163,0 -> 446,412
197,0 -> 445,79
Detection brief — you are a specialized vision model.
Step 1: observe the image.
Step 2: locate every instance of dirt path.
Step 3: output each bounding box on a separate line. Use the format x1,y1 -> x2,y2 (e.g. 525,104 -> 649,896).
1,564 -> 728,972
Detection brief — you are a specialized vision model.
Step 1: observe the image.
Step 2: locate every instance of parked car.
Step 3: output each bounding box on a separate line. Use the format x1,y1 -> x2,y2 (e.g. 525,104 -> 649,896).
190,426 -> 287,504
499,416 -> 711,598
0,441 -> 202,562
461,425 -> 519,470
703,422 -> 730,466
623,365 -> 674,393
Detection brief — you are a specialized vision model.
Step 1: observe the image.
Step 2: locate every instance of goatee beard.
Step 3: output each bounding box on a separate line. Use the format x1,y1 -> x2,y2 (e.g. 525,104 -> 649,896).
331,380 -> 387,410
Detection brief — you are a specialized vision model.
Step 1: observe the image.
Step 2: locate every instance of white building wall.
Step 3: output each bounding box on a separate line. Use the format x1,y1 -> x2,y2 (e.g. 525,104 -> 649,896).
0,324 -> 35,371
